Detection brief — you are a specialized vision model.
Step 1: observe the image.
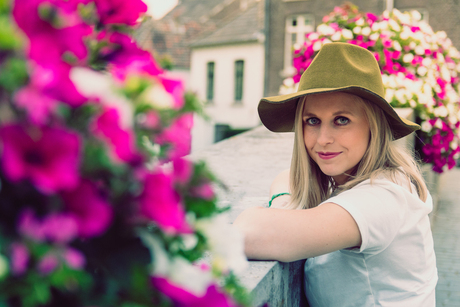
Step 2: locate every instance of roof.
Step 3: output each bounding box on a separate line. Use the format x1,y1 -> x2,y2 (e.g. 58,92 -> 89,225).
191,3 -> 265,47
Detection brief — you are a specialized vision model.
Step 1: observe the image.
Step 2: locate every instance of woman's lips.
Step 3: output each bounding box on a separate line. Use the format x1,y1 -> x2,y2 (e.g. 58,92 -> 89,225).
317,152 -> 341,160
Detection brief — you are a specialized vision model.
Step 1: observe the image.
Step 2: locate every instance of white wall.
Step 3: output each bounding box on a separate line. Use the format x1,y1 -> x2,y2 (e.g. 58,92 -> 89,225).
190,42 -> 265,152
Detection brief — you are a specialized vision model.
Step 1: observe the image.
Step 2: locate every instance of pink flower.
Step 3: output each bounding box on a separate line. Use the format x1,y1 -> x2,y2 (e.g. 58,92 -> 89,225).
63,247 -> 86,270
139,111 -> 161,129
93,0 -> 147,25
155,113 -> 193,161
152,277 -> 238,307
101,32 -> 162,80
13,0 -> 92,65
38,253 -> 59,275
160,76 -> 185,109
41,213 -> 79,243
10,243 -> 29,276
366,12 -> 378,22
173,158 -> 193,185
92,107 -> 143,165
0,124 -> 80,194
17,209 -> 46,242
139,171 -> 193,234
14,85 -> 58,125
62,180 -> 113,239
192,183 -> 215,200
18,209 -> 79,243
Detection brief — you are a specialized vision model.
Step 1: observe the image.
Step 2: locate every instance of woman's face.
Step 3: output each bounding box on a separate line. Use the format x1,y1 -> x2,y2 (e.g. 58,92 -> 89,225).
302,92 -> 370,185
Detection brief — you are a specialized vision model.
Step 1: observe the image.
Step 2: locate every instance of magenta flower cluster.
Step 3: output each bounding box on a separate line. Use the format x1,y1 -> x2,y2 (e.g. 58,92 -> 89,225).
288,4 -> 460,173
0,0 -> 246,306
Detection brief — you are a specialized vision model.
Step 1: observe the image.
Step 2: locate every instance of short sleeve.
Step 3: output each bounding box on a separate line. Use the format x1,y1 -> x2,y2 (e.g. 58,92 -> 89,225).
323,179 -> 408,255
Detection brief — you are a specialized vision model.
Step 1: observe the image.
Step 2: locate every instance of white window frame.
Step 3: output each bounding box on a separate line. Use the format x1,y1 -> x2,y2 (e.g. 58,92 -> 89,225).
283,14 -> 315,76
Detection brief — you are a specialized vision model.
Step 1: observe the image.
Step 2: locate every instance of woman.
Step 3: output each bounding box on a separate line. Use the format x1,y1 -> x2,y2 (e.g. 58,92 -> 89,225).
233,43 -> 437,306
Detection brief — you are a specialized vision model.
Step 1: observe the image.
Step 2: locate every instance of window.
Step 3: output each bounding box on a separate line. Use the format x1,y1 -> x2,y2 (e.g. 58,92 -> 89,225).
284,14 -> 315,74
234,60 -> 244,102
206,62 -> 215,102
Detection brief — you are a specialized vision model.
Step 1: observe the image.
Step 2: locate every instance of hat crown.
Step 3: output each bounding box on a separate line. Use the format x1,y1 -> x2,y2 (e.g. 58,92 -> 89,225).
299,43 -> 385,97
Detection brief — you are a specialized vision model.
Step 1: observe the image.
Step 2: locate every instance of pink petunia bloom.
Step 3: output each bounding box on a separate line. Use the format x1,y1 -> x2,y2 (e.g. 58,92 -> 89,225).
63,247 -> 86,270
13,0 -> 92,65
152,277 -> 238,307
192,183 -> 215,201
62,180 -> 113,239
14,85 -> 58,125
17,209 -> 47,242
93,0 -> 147,25
155,113 -> 193,161
18,209 -> 79,243
41,213 -> 79,243
139,171 -> 193,234
10,243 -> 30,276
101,32 -> 162,80
160,76 -> 185,109
173,158 -> 193,185
366,12 -> 378,22
0,124 -> 81,194
92,107 -> 143,165
38,253 -> 59,275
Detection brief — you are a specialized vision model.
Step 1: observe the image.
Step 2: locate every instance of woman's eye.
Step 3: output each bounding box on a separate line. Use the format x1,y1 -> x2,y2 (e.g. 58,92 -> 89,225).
305,118 -> 320,125
335,116 -> 350,125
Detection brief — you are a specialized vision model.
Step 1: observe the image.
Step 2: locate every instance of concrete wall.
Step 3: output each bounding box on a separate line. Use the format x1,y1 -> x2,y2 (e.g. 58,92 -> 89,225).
190,42 -> 265,152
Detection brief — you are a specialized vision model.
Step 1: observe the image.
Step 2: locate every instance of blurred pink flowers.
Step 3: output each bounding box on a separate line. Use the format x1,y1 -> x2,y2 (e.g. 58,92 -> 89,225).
62,180 -> 113,239
93,0 -> 147,25
92,107 -> 143,165
156,113 -> 193,160
0,125 -> 80,194
152,277 -> 238,307
140,171 -> 193,234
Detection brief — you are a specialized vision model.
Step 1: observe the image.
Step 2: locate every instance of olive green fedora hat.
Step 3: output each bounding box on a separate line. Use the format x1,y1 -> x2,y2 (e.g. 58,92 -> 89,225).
258,42 -> 420,140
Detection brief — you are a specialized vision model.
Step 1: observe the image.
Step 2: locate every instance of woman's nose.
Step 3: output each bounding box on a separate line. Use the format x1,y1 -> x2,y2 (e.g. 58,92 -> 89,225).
316,125 -> 334,146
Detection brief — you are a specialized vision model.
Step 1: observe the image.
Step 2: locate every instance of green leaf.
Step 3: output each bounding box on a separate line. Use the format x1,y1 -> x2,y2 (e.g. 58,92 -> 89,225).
0,58 -> 28,93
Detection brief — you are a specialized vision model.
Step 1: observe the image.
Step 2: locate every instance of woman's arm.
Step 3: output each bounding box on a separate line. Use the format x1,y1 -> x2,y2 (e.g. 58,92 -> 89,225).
233,203 -> 362,262
268,169 -> 291,208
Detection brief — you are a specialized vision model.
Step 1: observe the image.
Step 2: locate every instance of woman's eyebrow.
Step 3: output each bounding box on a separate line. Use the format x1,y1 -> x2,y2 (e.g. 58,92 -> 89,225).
303,110 -> 354,117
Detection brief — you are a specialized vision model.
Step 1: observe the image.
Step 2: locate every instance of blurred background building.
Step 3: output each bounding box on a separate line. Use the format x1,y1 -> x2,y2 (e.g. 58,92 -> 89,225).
136,0 -> 460,152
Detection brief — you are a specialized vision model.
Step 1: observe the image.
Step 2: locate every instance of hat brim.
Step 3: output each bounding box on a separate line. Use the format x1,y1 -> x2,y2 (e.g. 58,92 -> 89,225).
258,86 -> 420,140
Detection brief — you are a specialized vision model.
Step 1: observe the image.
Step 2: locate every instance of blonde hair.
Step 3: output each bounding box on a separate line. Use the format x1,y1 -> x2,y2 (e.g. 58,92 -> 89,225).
288,94 -> 428,210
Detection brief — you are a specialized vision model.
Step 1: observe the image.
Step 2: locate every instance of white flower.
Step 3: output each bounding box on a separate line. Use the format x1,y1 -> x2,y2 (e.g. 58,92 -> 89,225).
393,41 -> 402,51
313,41 -> 322,51
361,27 -> 371,36
417,66 -> 428,76
403,53 -> 414,63
308,32 -> 319,41
415,45 -> 425,55
436,31 -> 447,40
389,19 -> 401,32
353,26 -> 362,35
139,231 -> 213,296
283,77 -> 295,87
411,10 -> 422,21
434,118 -> 443,129
434,105 -> 449,117
142,82 -> 175,110
342,29 -> 353,40
421,57 -> 432,67
317,24 -> 335,36
70,67 -> 134,128
331,31 -> 342,41
441,65 -> 452,81
409,99 -> 417,108
369,32 -> 380,41
195,214 -> 248,274
355,18 -> 365,26
421,121 -> 432,132
385,89 -> 395,102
